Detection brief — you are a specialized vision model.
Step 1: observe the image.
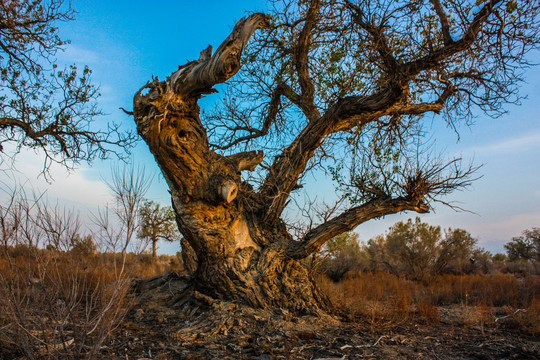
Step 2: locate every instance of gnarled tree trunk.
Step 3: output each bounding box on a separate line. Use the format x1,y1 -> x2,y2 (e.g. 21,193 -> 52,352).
133,14 -> 324,312
132,11 -> 438,312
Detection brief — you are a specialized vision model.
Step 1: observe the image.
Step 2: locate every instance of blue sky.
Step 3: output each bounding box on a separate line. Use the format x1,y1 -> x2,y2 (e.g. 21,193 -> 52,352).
6,0 -> 539,255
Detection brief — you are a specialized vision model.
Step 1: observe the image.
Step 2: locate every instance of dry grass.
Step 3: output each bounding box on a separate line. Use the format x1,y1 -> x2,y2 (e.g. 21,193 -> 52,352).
424,273 -> 534,307
417,299 -> 439,325
0,246 -> 183,359
319,271 -> 540,334
2,245 -> 537,359
318,272 -> 417,329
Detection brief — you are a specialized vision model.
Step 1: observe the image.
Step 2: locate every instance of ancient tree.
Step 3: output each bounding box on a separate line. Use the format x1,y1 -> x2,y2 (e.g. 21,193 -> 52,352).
132,0 -> 539,311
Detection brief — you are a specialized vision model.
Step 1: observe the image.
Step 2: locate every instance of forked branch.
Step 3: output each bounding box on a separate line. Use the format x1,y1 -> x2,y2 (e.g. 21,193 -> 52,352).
287,196 -> 429,259
288,156 -> 478,259
258,0 -> 502,226
402,0 -> 501,77
430,0 -> 454,45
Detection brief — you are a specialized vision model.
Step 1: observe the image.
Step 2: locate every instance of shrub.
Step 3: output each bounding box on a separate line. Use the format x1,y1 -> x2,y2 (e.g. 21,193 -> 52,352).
0,250 -> 131,359
71,235 -> 97,257
318,271 -> 540,334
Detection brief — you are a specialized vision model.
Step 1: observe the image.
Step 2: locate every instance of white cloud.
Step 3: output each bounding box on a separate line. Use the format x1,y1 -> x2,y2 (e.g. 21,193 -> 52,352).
468,132 -> 540,155
1,147 -> 113,209
56,45 -> 102,65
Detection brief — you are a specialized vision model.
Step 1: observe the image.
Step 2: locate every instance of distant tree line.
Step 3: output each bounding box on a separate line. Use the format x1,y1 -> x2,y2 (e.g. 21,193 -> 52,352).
30,198 -> 181,259
1,164 -> 180,260
320,218 -> 539,282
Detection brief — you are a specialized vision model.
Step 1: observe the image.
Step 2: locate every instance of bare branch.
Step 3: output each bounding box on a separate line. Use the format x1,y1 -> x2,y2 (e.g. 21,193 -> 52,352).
346,1 -> 400,72
429,0 -> 454,45
0,2 -> 136,176
402,0 -> 502,77
293,0 -> 321,121
211,84 -> 286,150
259,82 -> 404,225
287,196 -> 428,259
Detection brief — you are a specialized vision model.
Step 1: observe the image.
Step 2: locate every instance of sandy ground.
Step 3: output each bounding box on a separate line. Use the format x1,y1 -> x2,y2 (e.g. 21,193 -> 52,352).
99,299 -> 539,360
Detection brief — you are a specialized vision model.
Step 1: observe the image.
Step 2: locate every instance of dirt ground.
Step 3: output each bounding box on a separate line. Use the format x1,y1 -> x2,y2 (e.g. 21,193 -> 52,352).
100,294 -> 540,360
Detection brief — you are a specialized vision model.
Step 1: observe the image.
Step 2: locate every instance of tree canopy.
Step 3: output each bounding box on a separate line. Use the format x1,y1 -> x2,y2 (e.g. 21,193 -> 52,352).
201,0 -> 539,243
505,227 -> 540,263
138,200 -> 180,257
368,218 -> 483,280
0,0 -> 136,176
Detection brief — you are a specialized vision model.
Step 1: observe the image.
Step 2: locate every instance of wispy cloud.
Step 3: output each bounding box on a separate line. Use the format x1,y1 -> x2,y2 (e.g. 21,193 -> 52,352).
56,45 -> 102,65
0,147 -> 112,209
468,132 -> 540,155
467,211 -> 540,251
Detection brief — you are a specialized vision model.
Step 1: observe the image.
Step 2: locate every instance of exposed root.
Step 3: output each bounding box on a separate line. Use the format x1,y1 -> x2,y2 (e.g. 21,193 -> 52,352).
126,273 -> 342,359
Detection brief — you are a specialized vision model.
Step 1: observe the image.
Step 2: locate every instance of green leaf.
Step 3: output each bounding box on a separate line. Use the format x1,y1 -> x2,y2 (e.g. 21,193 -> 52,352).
507,1 -> 518,14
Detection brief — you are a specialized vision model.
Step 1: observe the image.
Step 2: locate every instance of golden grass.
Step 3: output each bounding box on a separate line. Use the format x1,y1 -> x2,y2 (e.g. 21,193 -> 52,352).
0,247 -> 183,359
1,245 -> 538,359
319,272 -> 540,334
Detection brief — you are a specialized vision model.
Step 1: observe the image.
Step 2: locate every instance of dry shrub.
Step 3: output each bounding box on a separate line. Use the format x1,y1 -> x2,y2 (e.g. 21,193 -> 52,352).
518,298 -> 540,335
425,274 -> 538,307
0,248 -> 132,359
417,300 -> 439,324
0,244 -> 184,359
96,252 -> 183,279
0,166 -> 176,358
319,272 -> 416,329
456,303 -> 495,334
496,298 -> 540,335
319,272 -> 539,333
